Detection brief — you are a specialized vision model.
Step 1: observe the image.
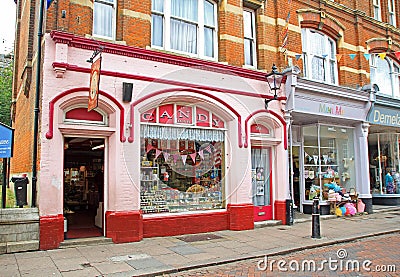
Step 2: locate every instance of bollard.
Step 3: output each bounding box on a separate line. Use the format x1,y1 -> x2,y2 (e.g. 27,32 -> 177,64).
311,197 -> 321,239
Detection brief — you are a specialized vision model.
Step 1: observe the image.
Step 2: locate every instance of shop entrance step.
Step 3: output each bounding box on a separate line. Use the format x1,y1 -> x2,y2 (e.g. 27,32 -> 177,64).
59,237 -> 113,248
254,220 -> 282,228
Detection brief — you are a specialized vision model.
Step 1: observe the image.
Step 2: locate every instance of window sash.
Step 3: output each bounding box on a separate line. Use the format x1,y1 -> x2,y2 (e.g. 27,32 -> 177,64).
302,29 -> 337,84
151,0 -> 217,59
243,9 -> 256,67
93,0 -> 115,39
388,0 -> 396,26
370,56 -> 400,98
373,0 -> 381,21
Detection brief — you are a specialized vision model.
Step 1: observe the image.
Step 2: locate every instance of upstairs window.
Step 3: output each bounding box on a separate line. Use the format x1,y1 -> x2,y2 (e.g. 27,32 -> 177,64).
373,0 -> 381,21
243,9 -> 256,67
93,0 -> 116,39
388,0 -> 396,26
370,56 -> 400,98
151,0 -> 217,59
301,29 -> 338,84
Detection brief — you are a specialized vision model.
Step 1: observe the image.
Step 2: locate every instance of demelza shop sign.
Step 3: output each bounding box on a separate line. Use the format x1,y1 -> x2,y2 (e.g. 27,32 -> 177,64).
371,107 -> 400,127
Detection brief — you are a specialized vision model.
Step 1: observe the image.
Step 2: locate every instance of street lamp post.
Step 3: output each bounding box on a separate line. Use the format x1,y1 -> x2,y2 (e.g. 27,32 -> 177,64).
265,64 -> 284,109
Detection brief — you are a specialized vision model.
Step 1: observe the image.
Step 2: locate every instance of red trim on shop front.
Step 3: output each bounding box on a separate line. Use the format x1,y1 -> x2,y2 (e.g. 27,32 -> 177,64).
228,204 -> 254,230
244,109 -> 287,149
274,200 -> 287,225
143,211 -> 229,238
50,31 -> 272,82
39,214 -> 64,250
129,88 -> 243,147
51,62 -> 286,102
106,211 -> 143,243
45,87 -> 126,142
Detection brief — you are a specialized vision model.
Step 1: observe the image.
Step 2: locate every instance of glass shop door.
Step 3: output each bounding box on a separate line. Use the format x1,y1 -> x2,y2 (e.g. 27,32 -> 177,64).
251,147 -> 272,221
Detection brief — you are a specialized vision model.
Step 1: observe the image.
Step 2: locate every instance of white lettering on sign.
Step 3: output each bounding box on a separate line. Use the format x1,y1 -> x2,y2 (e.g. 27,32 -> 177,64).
141,113 -> 154,121
0,140 -> 9,145
159,111 -> 173,119
212,118 -> 221,127
197,113 -> 208,122
373,110 -> 400,126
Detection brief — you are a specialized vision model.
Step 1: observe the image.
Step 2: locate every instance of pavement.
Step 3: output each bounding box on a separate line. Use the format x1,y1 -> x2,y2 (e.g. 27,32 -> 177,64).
0,205 -> 399,277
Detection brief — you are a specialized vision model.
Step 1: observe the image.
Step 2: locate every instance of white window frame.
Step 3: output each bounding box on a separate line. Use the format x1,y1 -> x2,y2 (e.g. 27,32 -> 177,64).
388,0 -> 396,26
151,0 -> 218,60
243,8 -> 257,67
370,56 -> 400,98
301,29 -> 338,85
93,0 -> 116,40
373,0 -> 381,21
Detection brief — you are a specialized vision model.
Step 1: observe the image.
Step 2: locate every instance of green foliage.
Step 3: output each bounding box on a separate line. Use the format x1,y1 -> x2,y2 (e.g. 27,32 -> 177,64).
0,60 -> 13,125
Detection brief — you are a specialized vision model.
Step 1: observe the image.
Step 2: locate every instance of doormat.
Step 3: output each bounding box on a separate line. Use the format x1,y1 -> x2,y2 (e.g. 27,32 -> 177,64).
177,233 -> 223,243
66,227 -> 102,239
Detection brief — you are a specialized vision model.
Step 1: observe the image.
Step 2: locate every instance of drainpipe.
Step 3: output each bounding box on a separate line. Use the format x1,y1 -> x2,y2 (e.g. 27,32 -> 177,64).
32,0 -> 45,207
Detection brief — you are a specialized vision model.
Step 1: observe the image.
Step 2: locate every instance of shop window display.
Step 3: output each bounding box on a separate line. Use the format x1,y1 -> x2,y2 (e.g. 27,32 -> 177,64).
303,124 -> 355,201
139,104 -> 226,213
140,138 -> 224,213
369,133 -> 400,194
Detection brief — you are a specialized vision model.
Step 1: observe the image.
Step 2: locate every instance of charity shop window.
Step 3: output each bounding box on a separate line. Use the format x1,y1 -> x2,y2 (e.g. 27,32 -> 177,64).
369,133 -> 400,195
139,104 -> 225,214
301,29 -> 338,85
303,124 -> 355,202
373,0 -> 382,21
370,56 -> 400,98
93,0 -> 116,39
243,8 -> 257,67
151,0 -> 217,59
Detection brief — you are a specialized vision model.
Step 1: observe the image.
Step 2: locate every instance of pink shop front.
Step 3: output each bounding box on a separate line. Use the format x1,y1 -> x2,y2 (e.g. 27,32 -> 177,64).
38,32 -> 290,250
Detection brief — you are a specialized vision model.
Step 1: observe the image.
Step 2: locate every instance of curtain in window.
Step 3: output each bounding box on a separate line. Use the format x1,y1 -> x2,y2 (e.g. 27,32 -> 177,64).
93,1 -> 114,38
170,20 -> 197,53
141,125 -> 225,142
371,58 -> 392,95
170,0 -> 198,54
152,0 -> 164,12
171,0 -> 198,21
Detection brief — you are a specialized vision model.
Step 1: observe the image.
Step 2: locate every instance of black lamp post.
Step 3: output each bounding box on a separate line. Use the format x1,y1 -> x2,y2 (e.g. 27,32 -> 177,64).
265,64 -> 284,109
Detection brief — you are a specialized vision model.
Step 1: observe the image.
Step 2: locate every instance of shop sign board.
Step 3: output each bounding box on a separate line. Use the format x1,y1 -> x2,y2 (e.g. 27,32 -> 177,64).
368,105 -> 400,127
88,57 -> 102,112
141,104 -> 225,128
0,123 -> 14,158
295,95 -> 365,121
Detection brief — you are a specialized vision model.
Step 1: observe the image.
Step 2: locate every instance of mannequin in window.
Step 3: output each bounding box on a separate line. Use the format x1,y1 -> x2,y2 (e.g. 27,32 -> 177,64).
385,169 -> 394,194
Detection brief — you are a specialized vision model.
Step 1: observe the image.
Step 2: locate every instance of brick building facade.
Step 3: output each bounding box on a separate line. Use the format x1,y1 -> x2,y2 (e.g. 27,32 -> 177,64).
10,0 -> 400,250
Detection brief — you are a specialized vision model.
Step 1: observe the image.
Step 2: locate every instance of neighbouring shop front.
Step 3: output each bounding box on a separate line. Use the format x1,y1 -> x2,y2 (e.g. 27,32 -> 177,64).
367,100 -> 400,205
285,76 -> 372,214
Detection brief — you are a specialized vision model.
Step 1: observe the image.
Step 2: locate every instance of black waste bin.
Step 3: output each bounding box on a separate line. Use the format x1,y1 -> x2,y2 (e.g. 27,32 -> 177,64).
11,177 -> 29,208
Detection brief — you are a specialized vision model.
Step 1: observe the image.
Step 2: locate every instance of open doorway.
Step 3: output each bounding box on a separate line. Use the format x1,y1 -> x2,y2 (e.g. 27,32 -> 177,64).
63,137 -> 104,239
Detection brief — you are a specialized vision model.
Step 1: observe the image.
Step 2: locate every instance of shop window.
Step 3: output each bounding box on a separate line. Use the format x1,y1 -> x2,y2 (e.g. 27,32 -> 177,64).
368,133 -> 400,194
93,0 -> 116,39
370,56 -> 400,98
303,124 -> 355,202
139,104 -> 225,213
243,8 -> 257,67
64,107 -> 108,126
301,29 -> 338,85
151,0 -> 217,59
